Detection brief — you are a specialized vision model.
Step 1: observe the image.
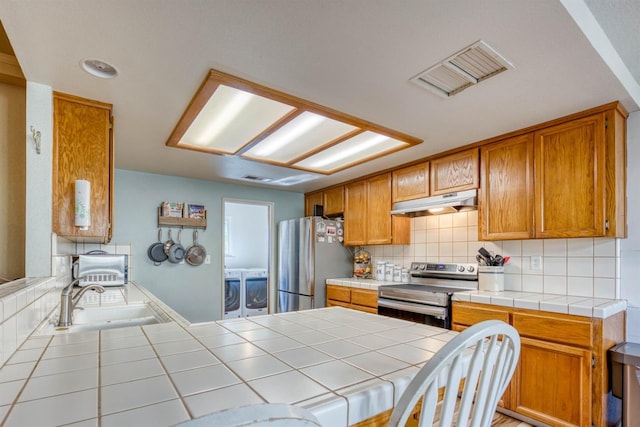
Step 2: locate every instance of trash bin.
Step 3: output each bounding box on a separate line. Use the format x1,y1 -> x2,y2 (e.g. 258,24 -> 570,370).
609,342 -> 640,426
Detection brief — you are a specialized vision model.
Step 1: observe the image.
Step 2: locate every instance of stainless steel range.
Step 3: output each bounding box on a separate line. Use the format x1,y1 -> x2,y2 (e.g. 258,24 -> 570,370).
377,262 -> 478,329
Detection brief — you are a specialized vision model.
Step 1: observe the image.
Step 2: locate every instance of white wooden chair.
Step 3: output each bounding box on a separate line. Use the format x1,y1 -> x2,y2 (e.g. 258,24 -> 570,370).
388,320 -> 521,427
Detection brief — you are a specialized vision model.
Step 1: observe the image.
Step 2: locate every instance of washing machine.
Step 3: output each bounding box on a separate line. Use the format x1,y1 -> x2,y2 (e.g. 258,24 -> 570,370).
242,268 -> 268,317
224,269 -> 243,319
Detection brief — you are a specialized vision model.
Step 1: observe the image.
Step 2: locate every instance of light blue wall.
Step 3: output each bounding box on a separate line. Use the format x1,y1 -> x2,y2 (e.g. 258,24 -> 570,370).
112,169 -> 303,323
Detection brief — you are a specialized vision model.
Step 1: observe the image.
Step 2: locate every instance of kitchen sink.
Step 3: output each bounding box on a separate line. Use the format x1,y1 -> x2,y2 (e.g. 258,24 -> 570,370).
34,303 -> 169,335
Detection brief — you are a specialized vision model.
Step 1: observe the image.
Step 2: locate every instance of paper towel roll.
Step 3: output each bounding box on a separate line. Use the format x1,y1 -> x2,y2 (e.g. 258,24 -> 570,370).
75,179 -> 91,230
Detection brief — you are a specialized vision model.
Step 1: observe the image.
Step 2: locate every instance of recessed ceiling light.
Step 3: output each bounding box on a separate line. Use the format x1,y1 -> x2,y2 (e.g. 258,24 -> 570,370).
80,59 -> 118,79
167,69 -> 422,175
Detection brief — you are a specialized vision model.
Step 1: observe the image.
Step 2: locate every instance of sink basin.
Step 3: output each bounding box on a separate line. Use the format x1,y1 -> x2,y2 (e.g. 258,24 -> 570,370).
34,303 -> 168,335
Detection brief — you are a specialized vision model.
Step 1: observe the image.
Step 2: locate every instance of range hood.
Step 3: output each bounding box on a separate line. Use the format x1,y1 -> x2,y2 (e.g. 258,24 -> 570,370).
391,189 -> 477,217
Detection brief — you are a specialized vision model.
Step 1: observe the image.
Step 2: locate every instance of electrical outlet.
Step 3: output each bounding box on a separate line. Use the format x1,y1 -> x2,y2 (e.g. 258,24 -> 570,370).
530,255 -> 542,271
204,255 -> 211,264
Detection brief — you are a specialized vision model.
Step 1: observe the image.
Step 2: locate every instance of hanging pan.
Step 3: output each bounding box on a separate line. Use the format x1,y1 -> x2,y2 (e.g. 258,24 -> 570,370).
167,229 -> 186,263
148,229 -> 168,265
186,230 -> 207,266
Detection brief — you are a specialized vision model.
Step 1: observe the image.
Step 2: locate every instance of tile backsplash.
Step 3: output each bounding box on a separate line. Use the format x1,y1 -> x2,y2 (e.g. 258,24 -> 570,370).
363,210 -> 620,299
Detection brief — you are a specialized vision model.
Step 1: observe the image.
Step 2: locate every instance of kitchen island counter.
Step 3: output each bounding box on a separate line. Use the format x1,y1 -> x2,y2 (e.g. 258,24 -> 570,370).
0,284 -> 455,427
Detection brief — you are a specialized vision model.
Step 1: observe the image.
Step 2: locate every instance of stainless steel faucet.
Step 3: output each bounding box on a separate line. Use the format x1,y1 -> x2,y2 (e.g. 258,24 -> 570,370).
57,279 -> 105,327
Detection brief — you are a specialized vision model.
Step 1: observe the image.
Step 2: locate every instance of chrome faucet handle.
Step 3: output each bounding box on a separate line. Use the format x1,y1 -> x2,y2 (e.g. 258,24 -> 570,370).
57,283 -> 105,328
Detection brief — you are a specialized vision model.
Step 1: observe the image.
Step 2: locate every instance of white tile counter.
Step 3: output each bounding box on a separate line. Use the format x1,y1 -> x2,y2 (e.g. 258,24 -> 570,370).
452,290 -> 627,318
327,278 -> 627,319
0,283 -> 456,427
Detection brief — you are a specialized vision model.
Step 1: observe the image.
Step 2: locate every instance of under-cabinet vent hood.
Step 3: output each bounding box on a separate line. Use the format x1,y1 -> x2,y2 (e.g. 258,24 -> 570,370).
391,189 -> 477,217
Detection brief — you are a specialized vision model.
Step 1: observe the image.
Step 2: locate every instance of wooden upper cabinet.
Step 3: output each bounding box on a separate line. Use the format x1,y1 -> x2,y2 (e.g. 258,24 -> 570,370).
430,148 -> 479,195
344,173 -> 409,246
323,186 -> 344,216
479,134 -> 534,240
344,180 -> 367,246
304,192 -> 323,216
392,162 -> 430,202
53,92 -> 113,243
366,174 -> 393,245
534,113 -> 606,238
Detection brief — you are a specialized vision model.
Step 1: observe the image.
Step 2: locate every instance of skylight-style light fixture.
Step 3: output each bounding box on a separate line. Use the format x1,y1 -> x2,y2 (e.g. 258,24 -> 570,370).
166,69 -> 422,175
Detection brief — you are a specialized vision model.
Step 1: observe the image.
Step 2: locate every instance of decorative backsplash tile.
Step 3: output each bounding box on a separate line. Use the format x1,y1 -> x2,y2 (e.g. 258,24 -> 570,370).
364,210 -> 620,299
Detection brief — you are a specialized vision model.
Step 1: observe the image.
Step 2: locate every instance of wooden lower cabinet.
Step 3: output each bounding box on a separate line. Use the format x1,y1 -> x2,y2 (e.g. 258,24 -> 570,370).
326,285 -> 377,314
452,301 -> 625,427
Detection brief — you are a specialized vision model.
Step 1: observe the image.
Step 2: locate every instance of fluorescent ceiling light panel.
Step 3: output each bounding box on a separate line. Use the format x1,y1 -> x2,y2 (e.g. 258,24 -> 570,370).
295,131 -> 408,173
167,69 -> 422,178
245,112 -> 358,163
179,85 -> 295,154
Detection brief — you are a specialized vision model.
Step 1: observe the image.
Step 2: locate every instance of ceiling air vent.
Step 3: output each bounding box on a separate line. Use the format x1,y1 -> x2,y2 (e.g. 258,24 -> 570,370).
410,40 -> 513,98
242,175 -> 273,183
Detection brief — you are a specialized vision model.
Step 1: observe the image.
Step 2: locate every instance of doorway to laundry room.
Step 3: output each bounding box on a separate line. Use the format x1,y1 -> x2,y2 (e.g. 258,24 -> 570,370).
222,199 -> 273,319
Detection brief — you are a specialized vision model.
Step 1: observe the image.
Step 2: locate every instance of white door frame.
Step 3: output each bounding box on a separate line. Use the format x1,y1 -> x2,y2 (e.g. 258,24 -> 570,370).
221,198 -> 275,316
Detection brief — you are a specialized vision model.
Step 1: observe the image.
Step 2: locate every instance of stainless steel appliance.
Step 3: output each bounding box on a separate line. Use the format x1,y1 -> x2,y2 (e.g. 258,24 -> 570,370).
73,253 -> 128,286
277,217 -> 352,312
377,261 -> 478,329
390,189 -> 477,217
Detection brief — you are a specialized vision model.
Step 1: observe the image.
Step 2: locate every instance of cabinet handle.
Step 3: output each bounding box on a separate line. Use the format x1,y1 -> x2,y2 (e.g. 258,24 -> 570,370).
605,220 -> 610,231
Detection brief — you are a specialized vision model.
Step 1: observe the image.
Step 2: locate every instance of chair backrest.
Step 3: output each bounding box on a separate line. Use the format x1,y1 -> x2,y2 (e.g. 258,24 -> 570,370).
388,320 -> 520,427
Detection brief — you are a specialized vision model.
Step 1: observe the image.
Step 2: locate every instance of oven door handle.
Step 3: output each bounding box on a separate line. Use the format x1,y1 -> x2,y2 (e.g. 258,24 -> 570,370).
377,298 -> 447,318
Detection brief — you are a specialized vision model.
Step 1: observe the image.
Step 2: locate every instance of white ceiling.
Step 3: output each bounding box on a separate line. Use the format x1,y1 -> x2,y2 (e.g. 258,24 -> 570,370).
1,0 -> 639,193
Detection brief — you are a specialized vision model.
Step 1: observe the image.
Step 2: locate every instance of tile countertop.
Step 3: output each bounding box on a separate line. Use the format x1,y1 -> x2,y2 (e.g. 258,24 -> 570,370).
0,283 -> 457,427
327,278 -> 627,319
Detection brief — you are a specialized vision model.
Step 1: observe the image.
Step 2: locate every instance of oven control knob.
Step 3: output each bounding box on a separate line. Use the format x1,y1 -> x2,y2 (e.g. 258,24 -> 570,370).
457,265 -> 465,272
419,264 -> 426,270
467,265 -> 475,273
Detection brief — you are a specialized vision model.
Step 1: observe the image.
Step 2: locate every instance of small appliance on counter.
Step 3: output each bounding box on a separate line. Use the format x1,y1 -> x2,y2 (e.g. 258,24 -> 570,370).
72,251 -> 129,286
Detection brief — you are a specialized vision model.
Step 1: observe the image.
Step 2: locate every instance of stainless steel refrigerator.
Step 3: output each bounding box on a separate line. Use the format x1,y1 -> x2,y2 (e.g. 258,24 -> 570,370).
277,217 -> 353,312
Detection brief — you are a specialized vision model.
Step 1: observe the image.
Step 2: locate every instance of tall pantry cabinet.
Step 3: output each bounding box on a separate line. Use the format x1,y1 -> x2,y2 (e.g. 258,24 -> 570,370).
52,92 -> 114,243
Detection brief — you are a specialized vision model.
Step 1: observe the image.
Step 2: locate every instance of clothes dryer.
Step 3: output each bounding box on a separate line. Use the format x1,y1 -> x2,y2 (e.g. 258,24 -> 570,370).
224,269 -> 243,319
242,268 -> 268,317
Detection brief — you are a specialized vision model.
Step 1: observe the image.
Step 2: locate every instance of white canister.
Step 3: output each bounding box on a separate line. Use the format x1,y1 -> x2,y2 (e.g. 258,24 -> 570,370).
393,265 -> 402,282
478,266 -> 505,291
384,262 -> 394,281
376,261 -> 386,279
401,268 -> 409,283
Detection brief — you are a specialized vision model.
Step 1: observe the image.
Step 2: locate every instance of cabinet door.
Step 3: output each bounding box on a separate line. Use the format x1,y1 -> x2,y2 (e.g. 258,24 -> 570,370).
326,285 -> 351,303
351,288 -> 377,309
513,337 -> 591,427
392,162 -> 429,202
430,148 -> 479,195
53,92 -> 113,242
305,192 -> 323,216
479,134 -> 534,240
344,181 -> 367,246
366,174 -> 393,245
323,186 -> 344,216
534,113 -> 606,238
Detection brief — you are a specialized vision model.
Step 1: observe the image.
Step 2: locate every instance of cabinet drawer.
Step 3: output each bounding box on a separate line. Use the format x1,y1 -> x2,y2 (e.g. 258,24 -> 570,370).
512,312 -> 592,348
351,288 -> 378,308
326,285 -> 351,303
452,302 -> 510,326
327,300 -> 351,309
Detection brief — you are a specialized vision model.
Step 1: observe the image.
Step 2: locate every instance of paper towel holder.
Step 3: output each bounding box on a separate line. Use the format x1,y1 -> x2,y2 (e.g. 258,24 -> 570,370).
75,179 -> 91,230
